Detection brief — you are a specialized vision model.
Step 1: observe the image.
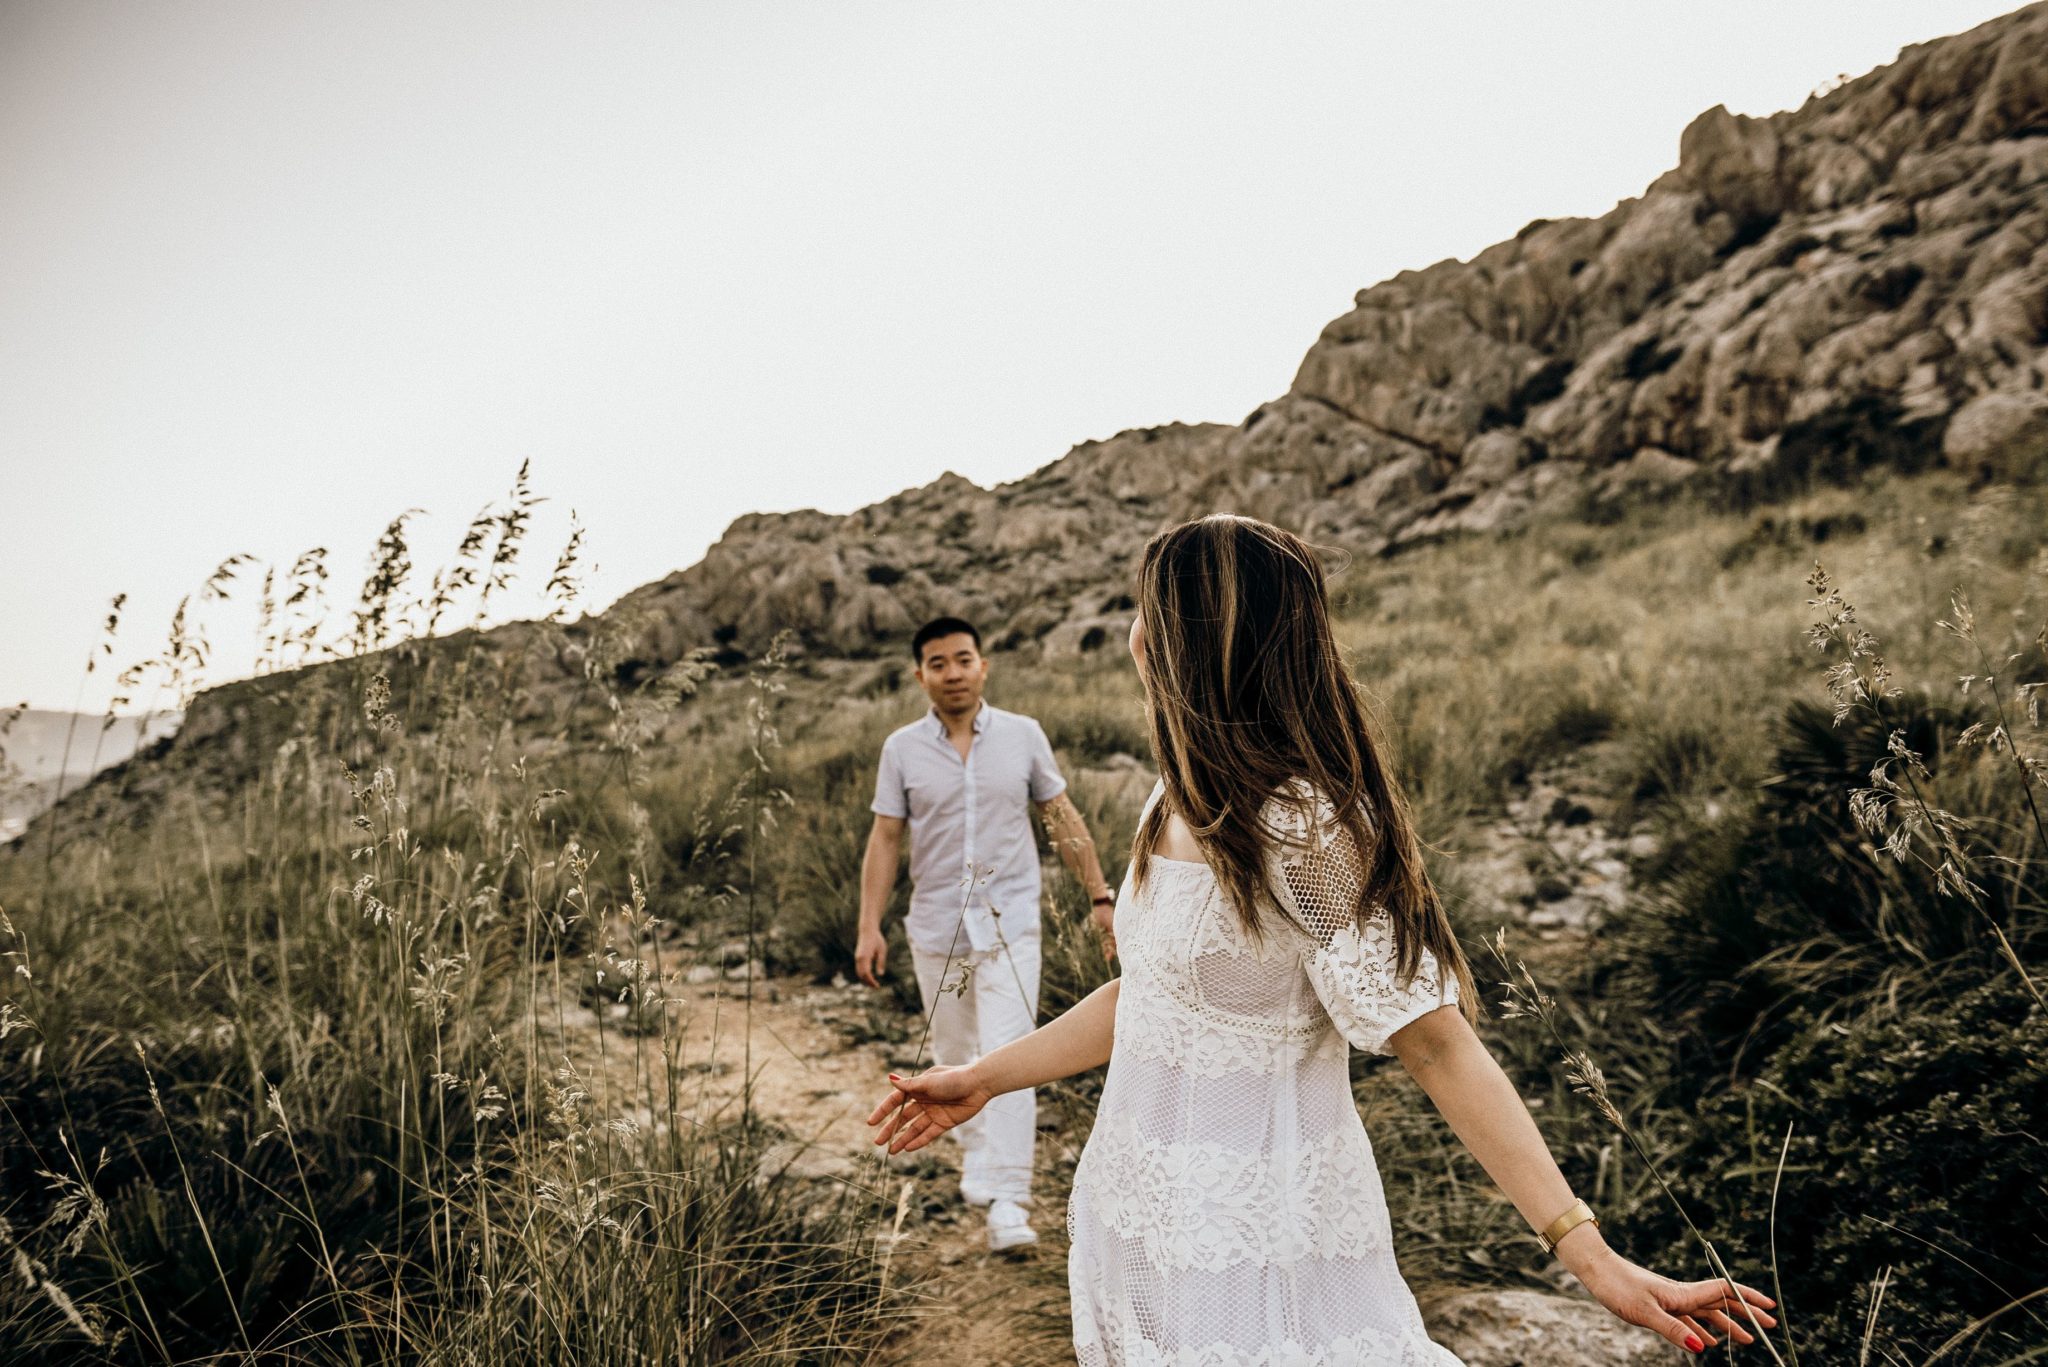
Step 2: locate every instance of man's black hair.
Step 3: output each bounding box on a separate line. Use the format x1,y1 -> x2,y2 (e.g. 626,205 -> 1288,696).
911,616 -> 982,663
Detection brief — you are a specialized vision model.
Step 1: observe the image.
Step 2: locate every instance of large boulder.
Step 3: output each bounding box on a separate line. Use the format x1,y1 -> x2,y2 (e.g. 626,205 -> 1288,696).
1678,105 -> 1788,228
1943,390 -> 2048,483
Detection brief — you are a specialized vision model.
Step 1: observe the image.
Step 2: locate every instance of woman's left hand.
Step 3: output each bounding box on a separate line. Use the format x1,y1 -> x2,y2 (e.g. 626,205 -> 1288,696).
1577,1251 -> 1779,1355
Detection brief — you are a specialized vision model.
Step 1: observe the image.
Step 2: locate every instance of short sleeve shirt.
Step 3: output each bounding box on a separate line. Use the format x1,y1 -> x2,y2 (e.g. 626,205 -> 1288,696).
872,700 -> 1068,954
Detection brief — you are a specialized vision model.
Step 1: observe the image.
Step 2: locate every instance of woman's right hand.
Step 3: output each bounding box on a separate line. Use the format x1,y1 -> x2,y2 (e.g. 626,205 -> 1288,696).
866,1064 -> 993,1154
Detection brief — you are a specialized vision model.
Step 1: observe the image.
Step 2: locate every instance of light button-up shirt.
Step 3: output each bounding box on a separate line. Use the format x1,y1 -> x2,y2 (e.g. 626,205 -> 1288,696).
871,699 -> 1068,954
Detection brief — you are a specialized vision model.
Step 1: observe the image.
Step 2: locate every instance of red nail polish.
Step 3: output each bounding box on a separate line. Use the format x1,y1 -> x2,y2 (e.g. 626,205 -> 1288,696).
1684,1334 -> 1703,1352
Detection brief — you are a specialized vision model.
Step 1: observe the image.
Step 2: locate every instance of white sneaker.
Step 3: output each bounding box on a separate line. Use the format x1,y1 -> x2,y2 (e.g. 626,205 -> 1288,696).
986,1199 -> 1038,1253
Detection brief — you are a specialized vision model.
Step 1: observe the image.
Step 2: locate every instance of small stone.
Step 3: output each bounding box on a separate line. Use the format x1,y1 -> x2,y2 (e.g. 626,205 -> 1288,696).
685,964 -> 721,985
1543,795 -> 1599,826
1626,832 -> 1661,860
1586,881 -> 1629,910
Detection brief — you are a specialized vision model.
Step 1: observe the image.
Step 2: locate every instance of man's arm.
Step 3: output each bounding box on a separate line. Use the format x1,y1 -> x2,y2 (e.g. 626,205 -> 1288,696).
856,814 -> 906,987
1035,792 -> 1117,957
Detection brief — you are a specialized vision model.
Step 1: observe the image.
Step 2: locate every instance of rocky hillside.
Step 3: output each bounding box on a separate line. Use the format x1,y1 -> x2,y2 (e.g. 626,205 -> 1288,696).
615,2 -> 2046,668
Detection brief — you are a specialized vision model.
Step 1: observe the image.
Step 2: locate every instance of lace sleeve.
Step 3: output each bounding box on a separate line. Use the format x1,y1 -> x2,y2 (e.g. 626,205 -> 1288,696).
1264,784 -> 1458,1056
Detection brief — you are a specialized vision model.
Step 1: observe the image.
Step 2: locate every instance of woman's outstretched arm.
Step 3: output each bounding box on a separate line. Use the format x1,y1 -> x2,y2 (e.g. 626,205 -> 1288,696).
867,978 -> 1120,1154
1388,1005 -> 1779,1358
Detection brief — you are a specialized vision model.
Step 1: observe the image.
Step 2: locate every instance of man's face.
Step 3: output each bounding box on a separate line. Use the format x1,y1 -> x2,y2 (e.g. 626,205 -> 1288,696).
914,632 -> 989,714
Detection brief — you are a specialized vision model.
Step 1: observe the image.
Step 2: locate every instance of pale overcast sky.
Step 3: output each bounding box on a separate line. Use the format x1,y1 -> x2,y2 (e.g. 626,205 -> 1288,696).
1,1 -> 2021,711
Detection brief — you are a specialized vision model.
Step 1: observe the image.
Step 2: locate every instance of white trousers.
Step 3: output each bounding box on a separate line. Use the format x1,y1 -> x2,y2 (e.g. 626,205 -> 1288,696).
909,935 -> 1041,1207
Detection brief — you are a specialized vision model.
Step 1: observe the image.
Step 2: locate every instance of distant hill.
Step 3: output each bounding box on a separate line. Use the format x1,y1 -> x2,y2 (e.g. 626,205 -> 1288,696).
0,709 -> 180,842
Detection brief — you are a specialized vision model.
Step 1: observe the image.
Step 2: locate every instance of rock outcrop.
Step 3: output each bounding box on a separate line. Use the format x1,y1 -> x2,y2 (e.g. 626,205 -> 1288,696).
1423,1287 -> 1688,1364
605,3 -> 2048,670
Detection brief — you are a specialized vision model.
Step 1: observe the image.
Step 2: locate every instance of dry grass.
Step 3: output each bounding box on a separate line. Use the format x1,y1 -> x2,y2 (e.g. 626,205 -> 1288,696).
0,482 -> 909,1364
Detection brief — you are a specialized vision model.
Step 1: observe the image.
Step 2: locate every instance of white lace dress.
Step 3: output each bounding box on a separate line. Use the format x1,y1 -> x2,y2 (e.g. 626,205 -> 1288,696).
1066,778 -> 1466,1367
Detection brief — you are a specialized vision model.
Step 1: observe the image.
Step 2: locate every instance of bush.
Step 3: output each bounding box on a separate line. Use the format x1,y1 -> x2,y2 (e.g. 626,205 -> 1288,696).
1611,691 -> 2028,1072
1610,717 -> 1723,813
1572,561 -> 2048,1363
1498,689 -> 1616,782
1039,702 -> 1149,767
1639,979 -> 2046,1363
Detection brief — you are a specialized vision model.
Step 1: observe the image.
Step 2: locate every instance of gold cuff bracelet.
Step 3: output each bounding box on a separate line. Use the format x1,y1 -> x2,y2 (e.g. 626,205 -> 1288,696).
1535,1198 -> 1599,1254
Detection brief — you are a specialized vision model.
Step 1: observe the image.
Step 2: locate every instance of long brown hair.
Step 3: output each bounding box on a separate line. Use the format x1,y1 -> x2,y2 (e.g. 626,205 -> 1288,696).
1130,513 -> 1477,1016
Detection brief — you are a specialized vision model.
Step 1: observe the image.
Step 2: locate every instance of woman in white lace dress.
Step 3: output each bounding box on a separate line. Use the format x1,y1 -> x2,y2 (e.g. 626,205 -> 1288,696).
869,514 -> 1777,1365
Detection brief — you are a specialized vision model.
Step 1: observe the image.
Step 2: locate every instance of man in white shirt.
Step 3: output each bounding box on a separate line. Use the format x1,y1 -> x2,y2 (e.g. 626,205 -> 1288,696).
857,615 -> 1117,1252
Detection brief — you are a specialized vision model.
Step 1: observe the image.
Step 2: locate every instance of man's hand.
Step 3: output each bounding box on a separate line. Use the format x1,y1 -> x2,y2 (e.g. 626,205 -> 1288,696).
1089,900 -> 1117,960
854,926 -> 889,987
857,814 -> 905,988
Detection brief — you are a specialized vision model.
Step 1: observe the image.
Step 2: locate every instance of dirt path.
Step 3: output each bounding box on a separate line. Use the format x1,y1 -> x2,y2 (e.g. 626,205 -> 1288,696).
546,966 -> 1080,1364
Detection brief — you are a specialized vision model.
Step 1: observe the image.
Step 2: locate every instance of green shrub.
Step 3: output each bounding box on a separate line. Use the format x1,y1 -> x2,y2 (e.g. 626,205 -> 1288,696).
1640,979 -> 2046,1363
1611,691 -> 2029,1072
1039,702 -> 1149,767
1609,716 -> 1723,814
1498,689 -> 1616,782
